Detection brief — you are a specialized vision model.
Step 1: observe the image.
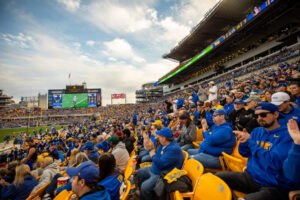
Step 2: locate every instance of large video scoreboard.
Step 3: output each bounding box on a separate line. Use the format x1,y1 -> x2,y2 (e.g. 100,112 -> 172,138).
48,87 -> 101,109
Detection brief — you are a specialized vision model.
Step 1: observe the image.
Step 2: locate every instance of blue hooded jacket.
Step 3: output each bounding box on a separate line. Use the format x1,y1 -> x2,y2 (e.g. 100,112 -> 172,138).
177,98 -> 184,109
151,140 -> 184,175
79,185 -> 111,200
1,175 -> 38,200
223,103 -> 234,115
205,111 -> 214,127
199,122 -> 236,156
98,173 -> 124,200
283,144 -> 300,186
278,105 -> 300,126
239,126 -> 298,191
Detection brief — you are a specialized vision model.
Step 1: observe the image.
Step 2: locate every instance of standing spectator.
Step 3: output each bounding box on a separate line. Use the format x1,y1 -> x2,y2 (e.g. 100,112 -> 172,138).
176,94 -> 184,110
198,85 -> 208,102
206,81 -> 218,101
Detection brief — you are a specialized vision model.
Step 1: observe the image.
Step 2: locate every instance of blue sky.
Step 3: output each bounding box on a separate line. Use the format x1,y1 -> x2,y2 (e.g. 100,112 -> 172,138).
0,0 -> 217,105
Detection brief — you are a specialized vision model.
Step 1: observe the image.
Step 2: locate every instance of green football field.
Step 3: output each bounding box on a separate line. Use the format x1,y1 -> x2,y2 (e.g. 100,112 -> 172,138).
0,125 -> 67,142
62,93 -> 88,108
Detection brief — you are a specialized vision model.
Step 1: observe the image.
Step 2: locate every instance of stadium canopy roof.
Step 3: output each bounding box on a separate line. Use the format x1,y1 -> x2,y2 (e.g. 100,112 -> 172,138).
163,0 -> 266,62
155,0 -> 299,85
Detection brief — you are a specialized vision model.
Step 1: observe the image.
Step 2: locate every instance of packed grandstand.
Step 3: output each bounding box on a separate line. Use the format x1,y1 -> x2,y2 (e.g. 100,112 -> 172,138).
0,0 -> 300,200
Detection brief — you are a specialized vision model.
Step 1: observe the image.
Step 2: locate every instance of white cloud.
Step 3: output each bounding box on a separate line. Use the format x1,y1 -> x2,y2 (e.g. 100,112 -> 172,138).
57,0 -> 81,11
86,40 -> 95,46
1,32 -> 34,48
81,1 -> 153,33
103,38 -> 145,63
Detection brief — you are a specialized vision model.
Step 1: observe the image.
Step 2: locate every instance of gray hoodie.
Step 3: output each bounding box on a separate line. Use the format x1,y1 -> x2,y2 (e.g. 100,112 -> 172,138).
111,141 -> 130,169
32,162 -> 59,192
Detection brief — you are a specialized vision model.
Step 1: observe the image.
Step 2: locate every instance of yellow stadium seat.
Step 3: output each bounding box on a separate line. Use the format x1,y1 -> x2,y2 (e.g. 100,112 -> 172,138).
174,190 -> 184,200
53,189 -> 74,200
120,180 -> 131,200
171,159 -> 204,199
182,150 -> 188,169
193,128 -> 203,149
124,165 -> 133,182
289,190 -> 300,200
26,182 -> 50,200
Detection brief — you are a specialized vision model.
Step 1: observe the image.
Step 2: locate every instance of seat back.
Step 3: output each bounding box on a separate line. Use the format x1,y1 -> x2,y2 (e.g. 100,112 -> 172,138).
26,182 -> 50,200
124,165 -> 133,182
196,128 -> 203,141
194,173 -> 231,200
120,180 -> 131,200
181,150 -> 189,169
232,140 -> 247,162
53,189 -> 74,200
222,152 -> 246,172
183,159 -> 204,188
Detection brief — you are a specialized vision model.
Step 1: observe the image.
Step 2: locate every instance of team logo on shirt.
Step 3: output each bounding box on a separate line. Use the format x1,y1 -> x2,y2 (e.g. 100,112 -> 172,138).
257,141 -> 272,150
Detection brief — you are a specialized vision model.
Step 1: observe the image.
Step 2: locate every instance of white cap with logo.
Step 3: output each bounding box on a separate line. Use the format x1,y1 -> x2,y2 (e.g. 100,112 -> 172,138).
271,92 -> 290,106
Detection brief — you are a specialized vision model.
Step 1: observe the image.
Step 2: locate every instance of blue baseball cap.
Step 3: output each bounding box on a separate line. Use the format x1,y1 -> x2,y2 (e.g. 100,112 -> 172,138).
276,83 -> 287,88
234,99 -> 245,104
212,109 -> 226,116
255,102 -> 278,112
148,119 -> 155,123
156,128 -> 173,138
83,141 -> 94,151
66,161 -> 99,182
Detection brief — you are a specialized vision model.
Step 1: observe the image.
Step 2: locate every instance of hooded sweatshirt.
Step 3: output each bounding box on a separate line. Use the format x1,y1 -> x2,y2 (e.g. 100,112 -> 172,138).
239,126 -> 298,192
32,162 -> 59,192
111,142 -> 130,169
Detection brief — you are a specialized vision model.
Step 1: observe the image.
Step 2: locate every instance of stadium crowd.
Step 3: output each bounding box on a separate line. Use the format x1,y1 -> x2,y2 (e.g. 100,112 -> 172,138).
0,55 -> 300,200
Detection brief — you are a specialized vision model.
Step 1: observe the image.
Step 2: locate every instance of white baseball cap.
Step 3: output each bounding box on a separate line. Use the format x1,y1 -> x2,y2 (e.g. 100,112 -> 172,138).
271,92 -> 290,106
209,81 -> 215,84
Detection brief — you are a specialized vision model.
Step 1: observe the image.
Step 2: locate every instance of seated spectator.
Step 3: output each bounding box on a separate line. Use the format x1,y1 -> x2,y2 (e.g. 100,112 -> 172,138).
283,119 -> 300,185
188,109 -> 235,169
95,136 -> 110,153
122,128 -> 136,154
276,82 -> 287,92
263,90 -> 273,102
1,164 -> 38,200
271,92 -> 300,126
216,102 -> 298,200
68,148 -> 79,167
176,110 -> 197,151
67,161 -> 110,200
289,81 -> 300,107
21,138 -> 37,170
228,99 -> 247,130
31,156 -> 59,194
108,136 -> 129,169
97,153 -> 124,200
212,99 -> 223,110
223,95 -> 235,115
83,141 -> 100,164
239,95 -> 261,133
137,128 -> 184,200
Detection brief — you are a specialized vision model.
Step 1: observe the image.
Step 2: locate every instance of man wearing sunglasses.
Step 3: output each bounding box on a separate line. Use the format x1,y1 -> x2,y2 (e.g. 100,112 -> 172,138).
271,92 -> 300,126
216,102 -> 298,200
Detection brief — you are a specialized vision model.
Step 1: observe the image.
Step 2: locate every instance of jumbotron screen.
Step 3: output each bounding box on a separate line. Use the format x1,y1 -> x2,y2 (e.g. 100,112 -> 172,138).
48,88 -> 101,108
62,93 -> 88,108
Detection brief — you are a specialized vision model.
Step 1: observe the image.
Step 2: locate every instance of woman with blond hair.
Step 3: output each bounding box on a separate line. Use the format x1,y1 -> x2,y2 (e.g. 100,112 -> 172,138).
0,164 -> 38,200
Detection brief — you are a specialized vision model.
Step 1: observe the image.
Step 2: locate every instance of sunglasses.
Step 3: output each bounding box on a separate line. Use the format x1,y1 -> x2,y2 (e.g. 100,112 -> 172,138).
212,114 -> 222,117
255,112 -> 271,118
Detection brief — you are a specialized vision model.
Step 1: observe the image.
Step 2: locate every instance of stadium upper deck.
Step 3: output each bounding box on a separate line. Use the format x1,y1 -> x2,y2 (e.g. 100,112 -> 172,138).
156,0 -> 300,86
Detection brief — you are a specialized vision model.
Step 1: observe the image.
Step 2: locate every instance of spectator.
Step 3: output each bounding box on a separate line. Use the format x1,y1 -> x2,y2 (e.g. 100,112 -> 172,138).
67,161 -> 110,200
240,95 -> 261,133
1,164 -> 38,200
97,153 -> 124,200
95,136 -> 110,153
108,136 -> 129,169
263,90 -> 273,102
271,92 -> 300,126
176,94 -> 184,109
31,156 -> 58,193
283,119 -> 300,185
188,109 -> 235,169
137,128 -> 184,200
216,102 -> 298,200
122,128 -> 136,154
21,138 -> 37,170
289,81 -> 300,107
176,110 -> 197,151
206,81 -> 218,101
83,141 -> 100,164
223,95 -> 235,115
228,99 -> 247,130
